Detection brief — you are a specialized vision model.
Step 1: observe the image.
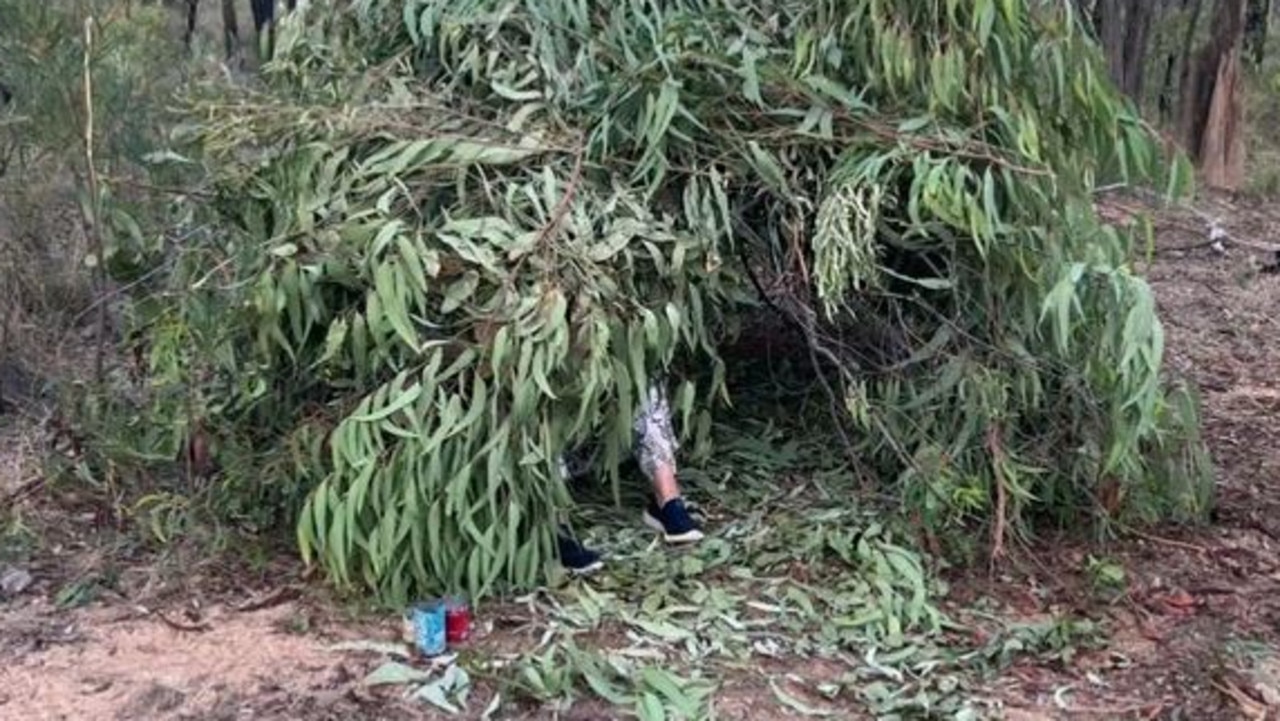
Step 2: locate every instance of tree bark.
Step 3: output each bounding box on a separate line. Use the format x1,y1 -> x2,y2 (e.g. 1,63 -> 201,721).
1120,0 -> 1155,99
1098,0 -> 1128,88
1160,0 -> 1207,120
1095,0 -> 1158,101
221,0 -> 241,65
1158,0 -> 1193,120
1181,0 -> 1248,190
1246,0 -> 1271,65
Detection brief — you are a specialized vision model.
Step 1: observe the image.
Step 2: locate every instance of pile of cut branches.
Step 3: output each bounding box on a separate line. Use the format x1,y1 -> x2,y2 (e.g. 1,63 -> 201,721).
122,0 -> 1210,602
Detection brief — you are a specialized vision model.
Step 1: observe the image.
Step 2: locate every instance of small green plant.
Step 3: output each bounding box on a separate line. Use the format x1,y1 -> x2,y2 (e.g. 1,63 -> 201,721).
1084,554 -> 1128,599
974,616 -> 1106,670
54,571 -> 117,609
504,642 -> 715,720
0,512 -> 38,566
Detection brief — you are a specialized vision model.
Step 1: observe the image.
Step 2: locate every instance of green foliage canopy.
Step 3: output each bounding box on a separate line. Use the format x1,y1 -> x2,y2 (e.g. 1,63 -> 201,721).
134,0 -> 1210,603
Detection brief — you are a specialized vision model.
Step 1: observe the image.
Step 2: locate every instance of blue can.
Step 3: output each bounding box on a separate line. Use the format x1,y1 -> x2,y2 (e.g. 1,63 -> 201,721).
405,600 -> 447,657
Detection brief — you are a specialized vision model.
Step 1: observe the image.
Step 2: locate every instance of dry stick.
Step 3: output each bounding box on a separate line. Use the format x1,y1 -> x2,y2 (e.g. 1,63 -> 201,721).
509,145 -> 584,281
1211,679 -> 1268,720
81,18 -> 108,384
985,424 -> 1008,570
1,475 -> 43,506
233,585 -> 299,613
534,146 -> 585,247
1122,527 -> 1210,554
154,609 -> 212,633
105,175 -> 215,200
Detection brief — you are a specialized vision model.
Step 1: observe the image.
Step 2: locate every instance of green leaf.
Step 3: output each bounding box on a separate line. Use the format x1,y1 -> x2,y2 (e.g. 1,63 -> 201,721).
637,692 -> 667,721
363,661 -> 433,687
351,381 -> 422,423
441,271 -> 480,314
769,679 -> 835,717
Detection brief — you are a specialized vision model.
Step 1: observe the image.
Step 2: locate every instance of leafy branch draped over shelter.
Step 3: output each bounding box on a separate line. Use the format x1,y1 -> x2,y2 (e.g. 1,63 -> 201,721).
139,0 -> 1210,602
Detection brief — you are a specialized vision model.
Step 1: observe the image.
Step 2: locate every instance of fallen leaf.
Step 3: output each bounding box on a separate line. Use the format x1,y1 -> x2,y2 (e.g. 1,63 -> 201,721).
1160,589 -> 1198,614
363,661 -> 433,687
769,678 -> 835,717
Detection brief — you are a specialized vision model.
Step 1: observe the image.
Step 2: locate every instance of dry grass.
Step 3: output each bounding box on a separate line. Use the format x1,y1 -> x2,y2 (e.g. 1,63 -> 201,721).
0,167 -> 98,398
0,416 -> 42,498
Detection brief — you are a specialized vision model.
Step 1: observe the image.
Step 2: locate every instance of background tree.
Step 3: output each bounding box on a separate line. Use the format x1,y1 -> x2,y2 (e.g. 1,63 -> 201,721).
1181,0 -> 1249,189
1095,0 -> 1159,100
1157,0 -> 1208,121
1245,0 -> 1271,65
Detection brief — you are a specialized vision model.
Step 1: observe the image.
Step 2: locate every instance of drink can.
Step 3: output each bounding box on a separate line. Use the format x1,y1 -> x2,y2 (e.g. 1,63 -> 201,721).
445,595 -> 471,644
404,600 -> 447,657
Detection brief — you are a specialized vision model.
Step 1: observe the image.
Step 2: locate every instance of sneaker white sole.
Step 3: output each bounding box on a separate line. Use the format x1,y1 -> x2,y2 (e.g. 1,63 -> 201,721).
642,511 -> 704,544
566,559 -> 604,576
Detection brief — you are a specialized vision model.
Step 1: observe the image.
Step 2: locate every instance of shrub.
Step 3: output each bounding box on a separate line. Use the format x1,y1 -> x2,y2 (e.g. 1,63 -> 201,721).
123,0 -> 1209,603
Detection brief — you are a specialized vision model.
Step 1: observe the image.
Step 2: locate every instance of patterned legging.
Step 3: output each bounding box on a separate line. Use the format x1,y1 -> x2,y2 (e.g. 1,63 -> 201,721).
559,381 -> 678,484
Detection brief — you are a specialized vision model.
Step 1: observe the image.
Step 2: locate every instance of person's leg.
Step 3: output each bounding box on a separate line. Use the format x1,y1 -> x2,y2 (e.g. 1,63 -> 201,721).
556,529 -> 603,576
635,380 -> 703,544
555,448 -> 603,576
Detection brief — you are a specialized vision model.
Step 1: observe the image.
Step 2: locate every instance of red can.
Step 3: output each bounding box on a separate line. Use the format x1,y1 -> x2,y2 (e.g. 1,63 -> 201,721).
445,596 -> 471,644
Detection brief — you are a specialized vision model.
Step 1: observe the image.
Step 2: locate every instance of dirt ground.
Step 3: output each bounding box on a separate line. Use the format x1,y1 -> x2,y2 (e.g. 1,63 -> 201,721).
5,190 -> 1280,720
974,189 -> 1280,720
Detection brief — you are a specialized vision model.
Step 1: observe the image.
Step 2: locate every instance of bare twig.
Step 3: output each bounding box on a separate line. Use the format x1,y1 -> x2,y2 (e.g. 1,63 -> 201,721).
1052,701 -> 1168,717
105,174 -> 215,200
986,424 -> 1008,570
536,145 -> 584,247
1123,528 -> 1210,554
154,609 -> 212,633
233,585 -> 300,613
1,475 -> 44,506
80,17 -> 108,384
1211,679 -> 1269,720
65,257 -> 174,330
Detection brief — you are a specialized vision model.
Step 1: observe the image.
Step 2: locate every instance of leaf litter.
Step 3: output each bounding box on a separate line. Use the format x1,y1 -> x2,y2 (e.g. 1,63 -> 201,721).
338,421 -> 1107,719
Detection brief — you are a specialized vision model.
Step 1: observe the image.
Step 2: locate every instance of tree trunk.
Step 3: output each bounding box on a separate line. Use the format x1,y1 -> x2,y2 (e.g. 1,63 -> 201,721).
1161,0 -> 1207,120
1176,0 -> 1209,110
178,0 -> 198,49
1120,0 -> 1155,99
1098,0 -> 1128,87
250,0 -> 275,60
1246,0 -> 1271,65
221,0 -> 241,65
1181,0 -> 1248,190
1095,0 -> 1157,101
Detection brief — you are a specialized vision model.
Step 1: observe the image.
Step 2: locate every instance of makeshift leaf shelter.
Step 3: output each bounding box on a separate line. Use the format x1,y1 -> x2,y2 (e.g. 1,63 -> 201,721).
143,0 -> 1210,602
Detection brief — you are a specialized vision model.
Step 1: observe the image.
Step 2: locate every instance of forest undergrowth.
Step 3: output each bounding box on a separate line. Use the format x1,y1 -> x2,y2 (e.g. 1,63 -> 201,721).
5,0 -> 1277,718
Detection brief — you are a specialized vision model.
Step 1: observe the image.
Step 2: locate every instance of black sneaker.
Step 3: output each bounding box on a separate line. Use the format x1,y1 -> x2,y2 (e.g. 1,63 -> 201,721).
557,529 -> 604,576
642,497 -> 704,544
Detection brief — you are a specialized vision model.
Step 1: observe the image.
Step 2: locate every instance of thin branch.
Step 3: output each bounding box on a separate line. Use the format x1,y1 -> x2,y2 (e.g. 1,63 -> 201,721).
155,610 -> 212,633
233,585 -> 300,613
534,145 -> 585,248
986,423 -> 1009,570
81,17 -> 108,384
105,175 -> 216,200
2,475 -> 44,506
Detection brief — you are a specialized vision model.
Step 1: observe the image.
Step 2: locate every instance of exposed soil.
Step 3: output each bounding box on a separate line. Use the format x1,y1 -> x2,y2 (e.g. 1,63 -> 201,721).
961,189 -> 1280,720
7,182 -> 1280,720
